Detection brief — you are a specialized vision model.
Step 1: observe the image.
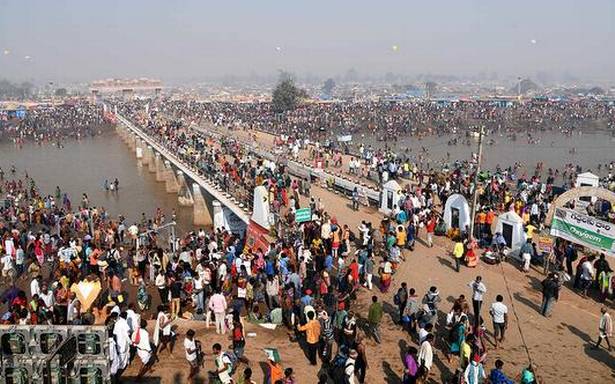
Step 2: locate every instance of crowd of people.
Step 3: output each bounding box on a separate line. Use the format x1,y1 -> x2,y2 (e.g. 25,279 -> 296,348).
149,98 -> 615,147
0,102 -> 113,145
1,97 -> 614,383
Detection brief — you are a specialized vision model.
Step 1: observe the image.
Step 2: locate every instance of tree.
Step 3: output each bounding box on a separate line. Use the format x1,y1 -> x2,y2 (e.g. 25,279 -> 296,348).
322,78 -> 336,96
54,88 -> 68,97
272,76 -> 306,113
0,79 -> 33,100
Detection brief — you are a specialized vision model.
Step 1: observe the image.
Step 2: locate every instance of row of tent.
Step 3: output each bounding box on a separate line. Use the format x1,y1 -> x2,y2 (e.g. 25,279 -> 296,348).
379,180 -> 527,253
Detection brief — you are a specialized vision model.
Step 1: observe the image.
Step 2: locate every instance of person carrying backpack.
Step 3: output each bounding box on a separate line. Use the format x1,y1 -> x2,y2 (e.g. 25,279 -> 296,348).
211,342 -> 233,384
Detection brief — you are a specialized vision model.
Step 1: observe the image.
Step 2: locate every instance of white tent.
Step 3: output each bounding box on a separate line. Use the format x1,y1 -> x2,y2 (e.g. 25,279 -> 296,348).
575,172 -> 601,208
443,194 -> 471,230
575,172 -> 599,188
379,180 -> 402,215
494,210 -> 527,258
251,185 -> 271,230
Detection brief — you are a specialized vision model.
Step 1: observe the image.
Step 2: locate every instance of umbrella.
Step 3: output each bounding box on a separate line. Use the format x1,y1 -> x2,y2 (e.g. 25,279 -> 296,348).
70,279 -> 102,312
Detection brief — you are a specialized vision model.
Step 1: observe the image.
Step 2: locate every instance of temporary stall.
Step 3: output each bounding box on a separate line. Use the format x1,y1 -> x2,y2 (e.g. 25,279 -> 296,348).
494,211 -> 527,258
379,180 -> 402,215
575,172 -> 600,208
443,194 -> 471,230
575,172 -> 600,188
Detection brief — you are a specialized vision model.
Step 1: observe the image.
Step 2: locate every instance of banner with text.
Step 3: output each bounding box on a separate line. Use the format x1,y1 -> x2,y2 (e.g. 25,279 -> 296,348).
550,207 -> 615,257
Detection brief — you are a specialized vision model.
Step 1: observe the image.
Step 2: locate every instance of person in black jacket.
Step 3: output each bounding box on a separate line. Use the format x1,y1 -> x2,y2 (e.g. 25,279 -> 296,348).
540,273 -> 561,317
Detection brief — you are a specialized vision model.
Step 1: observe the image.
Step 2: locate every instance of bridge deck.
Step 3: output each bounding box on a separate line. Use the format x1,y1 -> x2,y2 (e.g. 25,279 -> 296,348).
115,113 -> 251,224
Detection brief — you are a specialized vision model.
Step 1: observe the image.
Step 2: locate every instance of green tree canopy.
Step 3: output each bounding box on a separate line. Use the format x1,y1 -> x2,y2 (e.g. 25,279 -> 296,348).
54,88 -> 68,97
271,75 -> 307,113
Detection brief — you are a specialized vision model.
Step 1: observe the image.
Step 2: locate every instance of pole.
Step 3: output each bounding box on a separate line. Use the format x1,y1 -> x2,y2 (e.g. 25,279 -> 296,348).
469,126 -> 484,240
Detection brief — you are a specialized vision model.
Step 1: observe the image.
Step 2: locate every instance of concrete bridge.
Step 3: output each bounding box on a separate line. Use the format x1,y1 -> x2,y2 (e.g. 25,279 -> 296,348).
114,113 -> 250,229
188,123 -> 382,204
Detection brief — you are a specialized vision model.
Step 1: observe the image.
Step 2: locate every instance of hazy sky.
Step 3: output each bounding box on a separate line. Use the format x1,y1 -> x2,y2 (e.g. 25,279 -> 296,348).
1,0 -> 614,83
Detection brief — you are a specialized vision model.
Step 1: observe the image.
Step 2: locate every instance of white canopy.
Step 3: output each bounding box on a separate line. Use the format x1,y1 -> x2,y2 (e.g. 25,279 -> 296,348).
576,172 -> 599,188
379,180 -> 402,215
443,194 -> 471,230
494,210 -> 527,256
251,185 -> 271,229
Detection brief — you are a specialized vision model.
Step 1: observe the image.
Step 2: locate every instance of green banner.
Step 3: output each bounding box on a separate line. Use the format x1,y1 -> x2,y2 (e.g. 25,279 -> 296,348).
550,208 -> 615,256
294,207 -> 312,223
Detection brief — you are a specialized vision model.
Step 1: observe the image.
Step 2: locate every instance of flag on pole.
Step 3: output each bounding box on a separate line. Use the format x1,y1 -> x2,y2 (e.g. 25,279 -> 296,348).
264,348 -> 281,363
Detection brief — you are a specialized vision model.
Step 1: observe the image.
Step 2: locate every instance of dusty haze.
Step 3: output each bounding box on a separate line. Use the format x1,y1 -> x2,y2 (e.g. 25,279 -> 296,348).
1,0 -> 614,83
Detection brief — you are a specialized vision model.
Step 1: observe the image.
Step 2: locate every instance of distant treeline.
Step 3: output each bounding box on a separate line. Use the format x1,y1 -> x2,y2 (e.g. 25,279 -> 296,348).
0,79 -> 34,100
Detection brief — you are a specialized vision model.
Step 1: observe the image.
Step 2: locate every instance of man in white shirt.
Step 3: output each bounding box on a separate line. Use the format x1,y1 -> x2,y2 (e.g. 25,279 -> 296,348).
468,276 -> 487,327
418,333 -> 434,374
126,304 -> 141,335
39,283 -> 55,309
30,275 -> 41,298
1,253 -> 14,278
193,275 -> 204,312
184,329 -> 200,381
212,342 -> 232,384
580,256 -> 596,296
132,319 -> 153,380
489,294 -> 508,348
113,312 -> 131,371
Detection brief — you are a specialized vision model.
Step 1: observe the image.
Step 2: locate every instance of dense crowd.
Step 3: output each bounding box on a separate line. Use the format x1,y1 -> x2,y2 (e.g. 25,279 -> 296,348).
1,98 -> 614,383
0,102 -> 113,144
149,98 -> 615,149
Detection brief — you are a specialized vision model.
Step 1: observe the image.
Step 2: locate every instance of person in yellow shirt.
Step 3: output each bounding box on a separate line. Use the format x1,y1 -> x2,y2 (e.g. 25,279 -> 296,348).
396,225 -> 407,248
525,223 -> 537,238
453,239 -> 465,272
297,311 -> 321,365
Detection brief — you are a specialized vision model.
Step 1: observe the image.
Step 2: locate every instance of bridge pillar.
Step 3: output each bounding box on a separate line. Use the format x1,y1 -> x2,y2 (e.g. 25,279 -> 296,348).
141,142 -> 150,164
121,126 -> 129,143
128,132 -> 136,150
155,153 -> 165,181
177,171 -> 194,206
135,138 -> 143,159
147,147 -> 157,173
164,161 -> 180,193
115,124 -> 124,140
212,200 -> 226,231
193,183 -> 212,227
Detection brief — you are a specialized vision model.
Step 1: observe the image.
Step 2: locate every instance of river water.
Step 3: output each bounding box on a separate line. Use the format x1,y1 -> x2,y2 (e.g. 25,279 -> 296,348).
0,132 -> 195,234
1,128 -> 614,234
361,130 -> 615,174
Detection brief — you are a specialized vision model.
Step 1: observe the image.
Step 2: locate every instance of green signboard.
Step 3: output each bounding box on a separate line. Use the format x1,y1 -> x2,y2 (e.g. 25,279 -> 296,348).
550,208 -> 615,256
295,207 -> 312,223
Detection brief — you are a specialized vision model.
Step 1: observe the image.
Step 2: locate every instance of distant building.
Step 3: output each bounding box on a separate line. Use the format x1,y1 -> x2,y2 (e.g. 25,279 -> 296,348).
89,78 -> 163,99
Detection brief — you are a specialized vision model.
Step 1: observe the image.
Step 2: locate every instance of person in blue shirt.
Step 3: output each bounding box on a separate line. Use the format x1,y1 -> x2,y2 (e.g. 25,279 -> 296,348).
279,254 -> 289,277
225,250 -> 235,268
396,209 -> 407,224
489,359 -> 514,384
300,290 -> 313,309
265,257 -> 275,277
324,254 -> 333,272
406,222 -> 416,251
